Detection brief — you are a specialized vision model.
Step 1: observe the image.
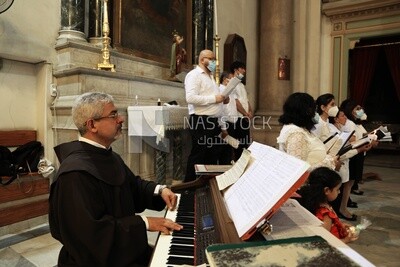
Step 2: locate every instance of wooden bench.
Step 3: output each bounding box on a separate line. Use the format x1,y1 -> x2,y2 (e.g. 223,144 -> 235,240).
0,130 -> 49,227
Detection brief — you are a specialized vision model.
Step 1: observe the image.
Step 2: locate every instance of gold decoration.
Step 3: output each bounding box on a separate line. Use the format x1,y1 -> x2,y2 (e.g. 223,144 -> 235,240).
214,34 -> 221,86
97,0 -> 115,72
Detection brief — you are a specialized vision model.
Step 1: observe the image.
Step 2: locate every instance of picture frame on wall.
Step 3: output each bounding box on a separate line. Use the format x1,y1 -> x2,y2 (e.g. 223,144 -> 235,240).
112,0 -> 192,65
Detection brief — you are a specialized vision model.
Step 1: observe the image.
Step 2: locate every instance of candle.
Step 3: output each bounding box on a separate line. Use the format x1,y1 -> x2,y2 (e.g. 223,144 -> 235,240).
214,0 -> 218,36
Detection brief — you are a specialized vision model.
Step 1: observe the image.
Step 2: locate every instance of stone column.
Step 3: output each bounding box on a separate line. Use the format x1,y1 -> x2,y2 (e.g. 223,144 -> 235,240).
252,0 -> 294,146
88,0 -> 103,46
57,0 -> 86,44
192,0 -> 206,64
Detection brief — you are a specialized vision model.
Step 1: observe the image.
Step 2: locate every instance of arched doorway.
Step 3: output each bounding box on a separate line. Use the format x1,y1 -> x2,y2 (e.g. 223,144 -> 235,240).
348,35 -> 400,145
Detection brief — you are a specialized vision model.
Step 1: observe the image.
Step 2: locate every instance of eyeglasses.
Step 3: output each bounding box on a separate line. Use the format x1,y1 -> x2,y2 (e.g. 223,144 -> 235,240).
93,112 -> 120,121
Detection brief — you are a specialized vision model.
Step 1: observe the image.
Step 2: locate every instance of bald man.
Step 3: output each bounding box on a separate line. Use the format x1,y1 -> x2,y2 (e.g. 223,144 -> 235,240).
184,50 -> 226,181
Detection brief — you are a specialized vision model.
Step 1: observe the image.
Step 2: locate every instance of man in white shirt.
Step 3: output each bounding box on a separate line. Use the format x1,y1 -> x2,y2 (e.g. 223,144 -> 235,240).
184,49 -> 225,182
230,61 -> 253,160
218,71 -> 238,164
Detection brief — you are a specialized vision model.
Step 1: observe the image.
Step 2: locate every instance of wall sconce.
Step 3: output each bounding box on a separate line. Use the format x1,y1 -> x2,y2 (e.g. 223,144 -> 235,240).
278,57 -> 290,80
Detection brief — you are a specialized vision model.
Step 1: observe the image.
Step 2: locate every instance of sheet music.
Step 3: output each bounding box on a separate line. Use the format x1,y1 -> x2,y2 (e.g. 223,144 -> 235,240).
224,142 -> 310,238
216,149 -> 251,191
221,77 -> 241,97
327,131 -> 354,156
270,199 -> 323,227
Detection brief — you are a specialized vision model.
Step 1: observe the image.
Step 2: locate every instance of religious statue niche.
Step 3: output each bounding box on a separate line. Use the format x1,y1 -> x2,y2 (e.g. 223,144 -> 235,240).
113,0 -> 190,65
170,31 -> 187,79
278,57 -> 290,80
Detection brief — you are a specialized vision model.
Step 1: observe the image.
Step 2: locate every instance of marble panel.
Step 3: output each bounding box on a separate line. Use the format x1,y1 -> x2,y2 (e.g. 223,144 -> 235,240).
0,216 -> 48,238
0,248 -> 35,267
11,234 -> 61,267
71,49 -> 101,69
82,75 -> 130,95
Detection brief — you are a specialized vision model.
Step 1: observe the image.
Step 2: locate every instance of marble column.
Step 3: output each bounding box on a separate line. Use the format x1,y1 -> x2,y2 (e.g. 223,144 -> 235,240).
192,0 -> 214,64
88,0 -> 103,46
204,0 -> 214,50
57,0 -> 86,44
252,0 -> 294,146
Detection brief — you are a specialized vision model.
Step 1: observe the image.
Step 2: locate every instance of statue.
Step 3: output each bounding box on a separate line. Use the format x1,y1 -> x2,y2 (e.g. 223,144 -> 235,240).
170,31 -> 187,79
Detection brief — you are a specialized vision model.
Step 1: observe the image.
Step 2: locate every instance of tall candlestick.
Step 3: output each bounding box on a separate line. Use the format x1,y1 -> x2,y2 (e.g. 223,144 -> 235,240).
214,0 -> 218,36
97,0 -> 115,72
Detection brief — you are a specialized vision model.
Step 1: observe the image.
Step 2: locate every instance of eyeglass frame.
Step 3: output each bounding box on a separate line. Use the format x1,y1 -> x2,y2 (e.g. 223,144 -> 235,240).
93,111 -> 120,121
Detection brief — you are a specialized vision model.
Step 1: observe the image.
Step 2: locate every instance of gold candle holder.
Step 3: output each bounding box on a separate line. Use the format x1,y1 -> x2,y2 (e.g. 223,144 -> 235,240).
97,0 -> 115,72
214,34 -> 221,86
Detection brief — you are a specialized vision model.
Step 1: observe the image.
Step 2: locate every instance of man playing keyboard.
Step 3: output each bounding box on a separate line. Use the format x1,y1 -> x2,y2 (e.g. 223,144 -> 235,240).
49,92 -> 183,267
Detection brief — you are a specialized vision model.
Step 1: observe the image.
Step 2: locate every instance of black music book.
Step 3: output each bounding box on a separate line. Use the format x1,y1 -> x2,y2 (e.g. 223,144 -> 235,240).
323,132 -> 338,144
325,131 -> 355,156
337,135 -> 372,157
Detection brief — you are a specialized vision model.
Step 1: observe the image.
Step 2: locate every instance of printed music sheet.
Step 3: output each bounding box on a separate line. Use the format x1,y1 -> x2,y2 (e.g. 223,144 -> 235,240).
224,142 -> 310,239
221,76 -> 241,97
216,149 -> 252,191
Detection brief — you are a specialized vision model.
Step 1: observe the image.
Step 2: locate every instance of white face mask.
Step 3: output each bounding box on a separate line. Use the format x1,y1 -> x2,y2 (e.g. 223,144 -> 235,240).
328,106 -> 339,117
312,113 -> 320,124
355,109 -> 364,118
360,113 -> 367,121
237,73 -> 244,80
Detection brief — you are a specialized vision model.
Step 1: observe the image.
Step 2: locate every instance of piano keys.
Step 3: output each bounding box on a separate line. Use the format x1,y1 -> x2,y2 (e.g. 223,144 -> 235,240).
149,192 -> 196,266
150,176 -> 245,266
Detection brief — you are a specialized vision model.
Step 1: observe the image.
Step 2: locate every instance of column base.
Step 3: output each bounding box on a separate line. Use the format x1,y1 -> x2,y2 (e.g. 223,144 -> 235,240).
89,37 -> 103,47
56,29 -> 87,45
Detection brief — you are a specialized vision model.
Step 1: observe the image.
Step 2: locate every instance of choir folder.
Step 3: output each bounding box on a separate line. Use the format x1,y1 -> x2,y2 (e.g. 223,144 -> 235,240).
223,142 -> 310,240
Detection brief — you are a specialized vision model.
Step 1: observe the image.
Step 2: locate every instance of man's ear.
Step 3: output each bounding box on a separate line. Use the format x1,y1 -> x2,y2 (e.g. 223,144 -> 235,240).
87,119 -> 98,133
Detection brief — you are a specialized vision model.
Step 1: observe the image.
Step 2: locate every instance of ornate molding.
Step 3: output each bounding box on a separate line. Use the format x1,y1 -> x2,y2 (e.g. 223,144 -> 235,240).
322,0 -> 400,21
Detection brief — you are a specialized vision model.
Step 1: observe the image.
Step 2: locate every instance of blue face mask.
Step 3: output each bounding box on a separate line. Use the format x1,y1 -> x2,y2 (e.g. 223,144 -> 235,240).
312,113 -> 320,124
355,109 -> 365,119
207,60 -> 216,73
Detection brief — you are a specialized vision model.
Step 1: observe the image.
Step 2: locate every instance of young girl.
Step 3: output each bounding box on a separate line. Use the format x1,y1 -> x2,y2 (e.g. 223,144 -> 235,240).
328,109 -> 371,221
298,167 -> 358,243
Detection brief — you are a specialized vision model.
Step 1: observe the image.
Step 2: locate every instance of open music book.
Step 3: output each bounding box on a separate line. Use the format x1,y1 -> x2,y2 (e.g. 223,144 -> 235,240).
221,76 -> 241,97
223,142 -> 310,240
370,125 -> 392,142
325,130 -> 355,156
338,135 -> 373,156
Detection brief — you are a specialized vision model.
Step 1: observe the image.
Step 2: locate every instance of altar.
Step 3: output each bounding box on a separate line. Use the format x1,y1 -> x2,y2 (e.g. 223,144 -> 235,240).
127,106 -> 189,184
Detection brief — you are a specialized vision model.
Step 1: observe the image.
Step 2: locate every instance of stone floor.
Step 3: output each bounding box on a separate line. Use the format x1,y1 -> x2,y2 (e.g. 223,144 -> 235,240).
0,152 -> 399,267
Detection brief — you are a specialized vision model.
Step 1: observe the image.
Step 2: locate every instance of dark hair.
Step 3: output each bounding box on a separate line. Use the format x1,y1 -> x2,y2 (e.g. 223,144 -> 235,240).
340,98 -> 360,124
220,71 -> 230,82
230,61 -> 246,73
316,93 -> 335,115
298,167 -> 342,214
278,92 -> 316,132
